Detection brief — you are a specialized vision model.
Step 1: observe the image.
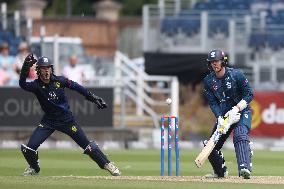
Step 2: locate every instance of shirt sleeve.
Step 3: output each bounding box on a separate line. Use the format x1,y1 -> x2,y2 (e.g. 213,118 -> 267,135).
19,74 -> 37,92
62,76 -> 88,97
236,70 -> 253,103
203,79 -> 222,118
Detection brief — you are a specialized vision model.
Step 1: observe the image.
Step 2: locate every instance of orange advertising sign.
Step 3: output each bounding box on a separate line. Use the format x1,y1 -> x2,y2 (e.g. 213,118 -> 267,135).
251,92 -> 284,137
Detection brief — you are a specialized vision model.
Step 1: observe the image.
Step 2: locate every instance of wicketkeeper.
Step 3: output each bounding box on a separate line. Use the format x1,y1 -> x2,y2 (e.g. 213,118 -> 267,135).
19,54 -> 121,176
203,49 -> 253,179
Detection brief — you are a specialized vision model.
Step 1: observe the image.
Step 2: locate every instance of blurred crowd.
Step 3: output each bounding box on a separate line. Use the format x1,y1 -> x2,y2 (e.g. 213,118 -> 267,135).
0,41 -> 36,86
0,42 -> 88,87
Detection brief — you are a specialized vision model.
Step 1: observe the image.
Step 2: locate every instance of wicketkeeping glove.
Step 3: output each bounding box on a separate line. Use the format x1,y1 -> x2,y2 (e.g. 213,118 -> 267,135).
20,54 -> 37,78
86,92 -> 107,109
24,54 -> 37,67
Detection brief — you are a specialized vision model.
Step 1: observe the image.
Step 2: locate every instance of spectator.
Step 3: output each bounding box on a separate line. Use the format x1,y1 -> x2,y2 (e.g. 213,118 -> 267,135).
0,42 -> 15,70
0,42 -> 16,86
62,55 -> 85,85
14,42 -> 37,81
0,68 -> 11,86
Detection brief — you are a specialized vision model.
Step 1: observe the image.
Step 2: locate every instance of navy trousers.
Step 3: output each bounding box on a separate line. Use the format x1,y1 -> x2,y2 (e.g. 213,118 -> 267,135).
27,117 -> 90,150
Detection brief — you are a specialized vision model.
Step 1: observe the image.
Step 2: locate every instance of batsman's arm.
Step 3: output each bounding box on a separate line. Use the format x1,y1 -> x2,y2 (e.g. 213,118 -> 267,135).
203,81 -> 222,118
234,70 -> 254,112
19,54 -> 37,92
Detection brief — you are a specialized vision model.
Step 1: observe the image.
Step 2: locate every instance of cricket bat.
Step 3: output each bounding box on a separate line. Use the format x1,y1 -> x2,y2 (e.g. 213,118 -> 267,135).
195,116 -> 229,168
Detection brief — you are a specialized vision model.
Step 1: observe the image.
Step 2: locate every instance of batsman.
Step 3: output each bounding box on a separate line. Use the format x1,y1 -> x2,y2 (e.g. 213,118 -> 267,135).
19,54 -> 120,176
202,49 -> 253,179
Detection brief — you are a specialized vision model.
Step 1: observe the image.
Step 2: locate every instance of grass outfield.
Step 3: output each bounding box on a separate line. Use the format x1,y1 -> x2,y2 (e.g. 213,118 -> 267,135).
0,149 -> 284,188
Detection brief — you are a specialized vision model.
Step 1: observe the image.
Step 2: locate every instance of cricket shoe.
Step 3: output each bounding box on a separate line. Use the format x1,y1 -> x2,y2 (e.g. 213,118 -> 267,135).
240,168 -> 251,179
104,162 -> 121,176
22,167 -> 38,176
204,170 -> 228,179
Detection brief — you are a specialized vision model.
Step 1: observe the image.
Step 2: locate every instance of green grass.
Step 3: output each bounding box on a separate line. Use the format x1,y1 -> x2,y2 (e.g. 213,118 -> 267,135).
0,149 -> 284,189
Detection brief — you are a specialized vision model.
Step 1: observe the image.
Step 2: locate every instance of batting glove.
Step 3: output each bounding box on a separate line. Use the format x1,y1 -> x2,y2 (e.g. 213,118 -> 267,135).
217,116 -> 232,134
217,116 -> 229,134
227,112 -> 241,125
225,106 -> 239,118
225,106 -> 241,125
86,92 -> 108,109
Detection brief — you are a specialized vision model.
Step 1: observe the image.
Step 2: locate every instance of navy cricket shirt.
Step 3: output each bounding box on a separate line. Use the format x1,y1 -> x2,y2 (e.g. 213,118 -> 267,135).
19,74 -> 89,121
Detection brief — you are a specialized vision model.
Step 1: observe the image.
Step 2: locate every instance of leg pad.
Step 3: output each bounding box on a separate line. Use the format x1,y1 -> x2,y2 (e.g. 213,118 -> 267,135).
21,144 -> 40,173
84,141 -> 109,169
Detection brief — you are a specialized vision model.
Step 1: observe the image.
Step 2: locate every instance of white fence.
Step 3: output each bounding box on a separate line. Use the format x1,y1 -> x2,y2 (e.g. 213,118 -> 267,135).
114,51 -> 179,128
86,51 -> 179,128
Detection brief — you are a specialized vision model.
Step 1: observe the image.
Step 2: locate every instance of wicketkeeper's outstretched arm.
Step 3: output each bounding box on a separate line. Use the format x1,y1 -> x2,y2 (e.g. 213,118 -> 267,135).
63,77 -> 107,110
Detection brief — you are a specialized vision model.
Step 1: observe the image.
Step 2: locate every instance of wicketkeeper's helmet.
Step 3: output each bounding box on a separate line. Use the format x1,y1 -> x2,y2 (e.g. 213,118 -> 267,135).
37,56 -> 53,67
36,56 -> 54,76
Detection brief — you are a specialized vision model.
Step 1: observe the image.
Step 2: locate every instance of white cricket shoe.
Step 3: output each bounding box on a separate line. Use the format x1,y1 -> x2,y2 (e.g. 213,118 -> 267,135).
204,170 -> 228,178
22,167 -> 38,176
240,168 -> 251,179
104,162 -> 121,176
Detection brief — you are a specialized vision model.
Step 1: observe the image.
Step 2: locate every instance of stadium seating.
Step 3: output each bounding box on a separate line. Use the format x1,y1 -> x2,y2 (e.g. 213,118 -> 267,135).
161,17 -> 179,36
159,0 -> 284,51
178,11 -> 201,36
267,32 -> 284,50
0,28 -> 23,56
249,33 -> 266,50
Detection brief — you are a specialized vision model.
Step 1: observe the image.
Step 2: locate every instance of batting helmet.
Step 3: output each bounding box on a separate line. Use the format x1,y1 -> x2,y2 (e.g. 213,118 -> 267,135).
206,49 -> 228,70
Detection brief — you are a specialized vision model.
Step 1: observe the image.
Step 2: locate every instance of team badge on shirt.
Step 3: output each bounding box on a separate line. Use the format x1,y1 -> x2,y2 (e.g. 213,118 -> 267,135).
226,82 -> 231,89
213,84 -> 218,91
54,81 -> 61,89
71,125 -> 77,133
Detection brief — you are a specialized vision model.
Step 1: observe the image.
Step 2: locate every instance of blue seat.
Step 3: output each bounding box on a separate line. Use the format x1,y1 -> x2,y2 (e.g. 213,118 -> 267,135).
208,18 -> 229,36
210,0 -> 227,3
267,33 -> 284,49
194,2 -> 210,10
276,10 -> 284,21
161,18 -> 178,36
214,3 -> 228,10
249,33 -> 266,49
233,3 -> 250,10
0,30 -> 14,42
266,15 -> 279,25
231,0 -> 248,4
178,19 -> 200,36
